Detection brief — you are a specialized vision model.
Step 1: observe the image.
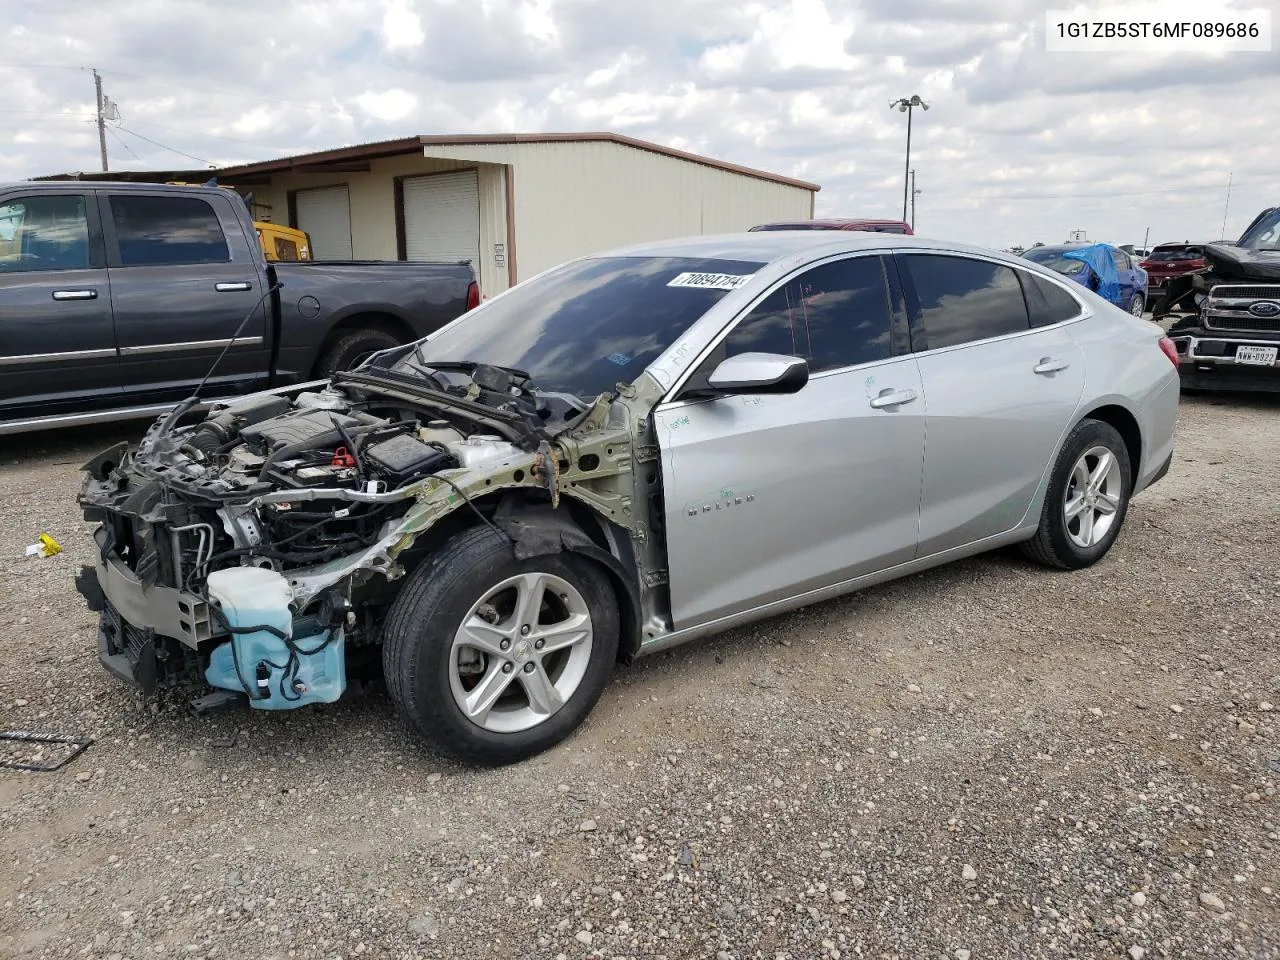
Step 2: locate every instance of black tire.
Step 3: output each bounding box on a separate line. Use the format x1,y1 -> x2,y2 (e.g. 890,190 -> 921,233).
1128,294 -> 1145,317
382,526 -> 619,764
1020,418 -> 1133,570
314,328 -> 401,377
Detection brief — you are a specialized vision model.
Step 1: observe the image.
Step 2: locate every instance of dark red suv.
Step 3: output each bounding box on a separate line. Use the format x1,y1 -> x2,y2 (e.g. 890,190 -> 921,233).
1139,243 -> 1207,295
749,218 -> 914,235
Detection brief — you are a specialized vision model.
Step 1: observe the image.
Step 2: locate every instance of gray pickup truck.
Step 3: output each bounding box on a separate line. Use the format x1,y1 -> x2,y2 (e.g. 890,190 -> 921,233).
0,181 -> 480,435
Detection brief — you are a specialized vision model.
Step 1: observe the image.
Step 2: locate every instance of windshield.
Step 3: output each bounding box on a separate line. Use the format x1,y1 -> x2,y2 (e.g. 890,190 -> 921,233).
1022,249 -> 1087,276
404,256 -> 765,398
1239,209 -> 1280,251
1147,248 -> 1202,262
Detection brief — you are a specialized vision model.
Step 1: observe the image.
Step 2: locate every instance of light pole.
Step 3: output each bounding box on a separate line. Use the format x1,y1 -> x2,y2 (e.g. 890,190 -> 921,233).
890,94 -> 928,222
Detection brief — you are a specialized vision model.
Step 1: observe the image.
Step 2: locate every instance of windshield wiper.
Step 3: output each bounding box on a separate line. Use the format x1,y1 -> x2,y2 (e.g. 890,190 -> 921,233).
411,354 -> 533,382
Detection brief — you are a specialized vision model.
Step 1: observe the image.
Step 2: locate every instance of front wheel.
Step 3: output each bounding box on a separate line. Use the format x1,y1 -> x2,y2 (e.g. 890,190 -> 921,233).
1020,418 -> 1133,570
314,328 -> 401,377
382,526 -> 619,764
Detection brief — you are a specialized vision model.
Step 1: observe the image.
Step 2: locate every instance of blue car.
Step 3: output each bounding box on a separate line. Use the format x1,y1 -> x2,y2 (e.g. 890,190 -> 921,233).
1022,243 -> 1149,317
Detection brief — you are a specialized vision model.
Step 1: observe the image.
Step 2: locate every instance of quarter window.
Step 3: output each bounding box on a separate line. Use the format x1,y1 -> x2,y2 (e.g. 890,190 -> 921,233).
1020,271 -> 1082,327
722,257 -> 893,372
0,195 -> 91,273
904,254 -> 1030,349
109,195 -> 230,266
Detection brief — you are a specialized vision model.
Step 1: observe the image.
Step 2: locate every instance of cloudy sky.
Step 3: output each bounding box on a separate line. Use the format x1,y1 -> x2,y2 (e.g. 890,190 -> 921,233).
2,0 -> 1275,250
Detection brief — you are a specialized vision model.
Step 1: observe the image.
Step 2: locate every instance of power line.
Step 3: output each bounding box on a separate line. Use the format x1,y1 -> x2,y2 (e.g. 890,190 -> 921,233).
957,179 -> 1269,202
121,118 -> 285,151
112,125 -> 211,165
105,125 -> 142,162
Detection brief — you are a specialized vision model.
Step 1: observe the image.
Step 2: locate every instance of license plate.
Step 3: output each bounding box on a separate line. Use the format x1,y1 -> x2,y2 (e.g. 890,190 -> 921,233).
1235,345 -> 1279,366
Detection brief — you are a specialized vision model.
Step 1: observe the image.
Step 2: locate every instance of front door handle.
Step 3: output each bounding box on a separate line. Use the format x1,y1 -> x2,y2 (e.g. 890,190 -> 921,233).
52,289 -> 97,301
215,282 -> 253,292
1033,358 -> 1071,375
869,388 -> 918,409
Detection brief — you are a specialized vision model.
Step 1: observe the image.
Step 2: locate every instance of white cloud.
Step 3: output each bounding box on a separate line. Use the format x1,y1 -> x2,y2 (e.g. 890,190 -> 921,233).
354,88 -> 418,122
0,0 -> 1275,250
382,0 -> 425,50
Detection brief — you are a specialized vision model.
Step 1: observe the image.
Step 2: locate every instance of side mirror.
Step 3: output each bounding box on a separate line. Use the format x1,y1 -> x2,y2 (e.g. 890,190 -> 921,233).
706,352 -> 809,395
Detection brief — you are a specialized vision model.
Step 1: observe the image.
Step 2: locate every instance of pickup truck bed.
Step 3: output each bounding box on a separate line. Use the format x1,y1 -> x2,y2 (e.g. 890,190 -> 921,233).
0,182 -> 479,435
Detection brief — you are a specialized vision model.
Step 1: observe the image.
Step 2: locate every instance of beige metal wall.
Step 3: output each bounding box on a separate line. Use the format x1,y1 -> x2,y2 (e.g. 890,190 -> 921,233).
250,154 -> 511,295
421,140 -> 814,281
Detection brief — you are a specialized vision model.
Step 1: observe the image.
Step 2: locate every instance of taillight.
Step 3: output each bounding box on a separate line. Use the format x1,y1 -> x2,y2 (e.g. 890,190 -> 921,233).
1158,336 -> 1179,367
465,281 -> 481,311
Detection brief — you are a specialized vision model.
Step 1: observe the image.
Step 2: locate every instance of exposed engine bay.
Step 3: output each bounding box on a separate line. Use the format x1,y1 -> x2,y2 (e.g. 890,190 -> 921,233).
76,352 -> 666,712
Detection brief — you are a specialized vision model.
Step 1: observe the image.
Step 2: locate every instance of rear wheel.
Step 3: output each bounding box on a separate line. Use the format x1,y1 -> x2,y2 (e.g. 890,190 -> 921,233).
315,328 -> 401,377
1128,294 -> 1145,317
382,526 -> 619,764
1021,418 -> 1133,570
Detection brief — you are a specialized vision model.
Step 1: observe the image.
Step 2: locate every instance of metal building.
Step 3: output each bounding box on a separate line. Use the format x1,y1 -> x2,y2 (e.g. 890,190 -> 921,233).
212,133 -> 819,296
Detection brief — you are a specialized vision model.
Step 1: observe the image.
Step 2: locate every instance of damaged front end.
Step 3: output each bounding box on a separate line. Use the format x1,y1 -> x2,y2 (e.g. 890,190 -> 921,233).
76,355 -> 659,710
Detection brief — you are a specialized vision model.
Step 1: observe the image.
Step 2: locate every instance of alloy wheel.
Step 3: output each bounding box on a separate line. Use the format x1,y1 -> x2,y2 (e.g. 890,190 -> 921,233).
1063,445 -> 1123,549
448,572 -> 594,733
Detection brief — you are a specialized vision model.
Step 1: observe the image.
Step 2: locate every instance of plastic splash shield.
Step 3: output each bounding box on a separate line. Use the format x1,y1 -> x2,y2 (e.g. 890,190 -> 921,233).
203,567 -> 346,710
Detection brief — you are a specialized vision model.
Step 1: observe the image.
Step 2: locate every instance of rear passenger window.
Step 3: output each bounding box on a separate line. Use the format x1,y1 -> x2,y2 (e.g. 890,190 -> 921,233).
109,195 -> 230,266
723,256 -> 893,372
1020,271 -> 1082,327
904,254 -> 1029,349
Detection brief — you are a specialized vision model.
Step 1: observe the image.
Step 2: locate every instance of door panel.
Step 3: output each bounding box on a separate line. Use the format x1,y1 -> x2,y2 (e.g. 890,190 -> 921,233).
102,192 -> 270,402
914,327 -> 1085,556
0,191 -> 121,419
659,357 -> 926,629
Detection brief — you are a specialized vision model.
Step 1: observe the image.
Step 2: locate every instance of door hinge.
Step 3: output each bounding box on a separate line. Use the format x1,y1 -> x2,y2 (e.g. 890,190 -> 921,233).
643,569 -> 669,587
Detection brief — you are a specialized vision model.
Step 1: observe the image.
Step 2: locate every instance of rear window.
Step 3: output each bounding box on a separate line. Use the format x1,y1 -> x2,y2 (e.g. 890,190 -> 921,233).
1020,271 -> 1082,327
904,254 -> 1030,349
109,195 -> 230,266
409,256 -> 765,398
1147,248 -> 1202,262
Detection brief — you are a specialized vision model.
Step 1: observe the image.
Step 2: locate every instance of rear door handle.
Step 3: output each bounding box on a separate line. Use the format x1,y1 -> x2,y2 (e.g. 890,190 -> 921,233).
215,282 -> 253,292
869,388 -> 918,409
52,289 -> 97,301
1033,358 -> 1071,375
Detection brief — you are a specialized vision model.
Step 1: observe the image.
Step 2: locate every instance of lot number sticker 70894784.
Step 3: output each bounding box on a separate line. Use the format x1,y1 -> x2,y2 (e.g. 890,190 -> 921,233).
667,272 -> 756,291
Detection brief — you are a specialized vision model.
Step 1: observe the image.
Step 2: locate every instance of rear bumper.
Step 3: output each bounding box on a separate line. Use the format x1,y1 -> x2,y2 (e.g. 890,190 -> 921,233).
1168,333 -> 1280,393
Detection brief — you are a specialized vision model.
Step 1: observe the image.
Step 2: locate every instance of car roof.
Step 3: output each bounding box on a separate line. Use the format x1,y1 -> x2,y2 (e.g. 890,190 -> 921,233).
766,218 -> 909,228
0,180 -> 223,194
588,231 -> 1036,267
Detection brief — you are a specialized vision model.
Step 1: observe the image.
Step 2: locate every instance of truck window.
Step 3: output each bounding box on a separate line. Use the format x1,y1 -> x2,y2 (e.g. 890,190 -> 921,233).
0,195 -> 91,273
109,195 -> 230,266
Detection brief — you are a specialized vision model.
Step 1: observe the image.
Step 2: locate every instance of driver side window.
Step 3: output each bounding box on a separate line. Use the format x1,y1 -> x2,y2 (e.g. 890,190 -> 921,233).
721,256 -> 894,374
0,195 -> 91,273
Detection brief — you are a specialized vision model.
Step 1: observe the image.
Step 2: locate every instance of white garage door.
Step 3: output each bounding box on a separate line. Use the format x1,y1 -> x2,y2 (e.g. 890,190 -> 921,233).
294,185 -> 352,260
402,171 -> 480,269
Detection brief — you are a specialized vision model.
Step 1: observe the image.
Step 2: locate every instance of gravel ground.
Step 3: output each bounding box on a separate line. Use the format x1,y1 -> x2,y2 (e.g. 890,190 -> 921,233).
2,391 -> 1279,960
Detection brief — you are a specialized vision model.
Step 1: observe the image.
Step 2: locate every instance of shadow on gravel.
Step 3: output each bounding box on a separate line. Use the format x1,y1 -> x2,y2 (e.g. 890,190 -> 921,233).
0,422 -> 142,464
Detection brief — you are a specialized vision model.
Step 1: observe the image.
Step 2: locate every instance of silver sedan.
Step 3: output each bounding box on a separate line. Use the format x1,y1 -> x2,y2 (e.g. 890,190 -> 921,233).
77,231 -> 1181,764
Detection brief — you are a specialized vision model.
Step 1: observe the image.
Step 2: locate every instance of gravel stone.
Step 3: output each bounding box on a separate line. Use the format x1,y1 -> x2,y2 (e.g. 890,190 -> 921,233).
3,396 -> 1280,959
961,864 -> 978,881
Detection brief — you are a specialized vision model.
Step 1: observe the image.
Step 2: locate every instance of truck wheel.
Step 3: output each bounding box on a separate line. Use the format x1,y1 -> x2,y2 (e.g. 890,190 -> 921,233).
1020,418 -> 1133,570
382,526 -> 620,764
315,329 -> 401,377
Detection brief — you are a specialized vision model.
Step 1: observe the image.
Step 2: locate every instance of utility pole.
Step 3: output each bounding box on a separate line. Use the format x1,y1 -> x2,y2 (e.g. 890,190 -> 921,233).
1220,171 -> 1233,241
889,95 -> 929,222
910,169 -> 920,231
93,68 -> 108,172
1142,226 -> 1150,252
